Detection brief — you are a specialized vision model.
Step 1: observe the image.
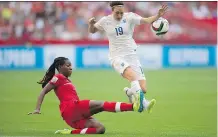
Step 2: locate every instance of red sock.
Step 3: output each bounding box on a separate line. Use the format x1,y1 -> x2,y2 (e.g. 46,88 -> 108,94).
103,102 -> 133,112
71,128 -> 97,134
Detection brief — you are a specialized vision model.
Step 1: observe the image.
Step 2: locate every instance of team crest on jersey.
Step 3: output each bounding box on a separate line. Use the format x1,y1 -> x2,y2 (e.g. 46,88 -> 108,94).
122,19 -> 126,23
121,62 -> 125,67
51,76 -> 58,83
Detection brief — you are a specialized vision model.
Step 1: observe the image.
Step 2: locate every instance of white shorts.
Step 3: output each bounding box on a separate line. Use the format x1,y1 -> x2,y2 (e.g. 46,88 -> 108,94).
110,54 -> 146,80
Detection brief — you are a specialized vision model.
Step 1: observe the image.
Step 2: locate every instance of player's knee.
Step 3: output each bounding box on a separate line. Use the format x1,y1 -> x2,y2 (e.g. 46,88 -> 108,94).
96,125 -> 106,134
98,101 -> 104,111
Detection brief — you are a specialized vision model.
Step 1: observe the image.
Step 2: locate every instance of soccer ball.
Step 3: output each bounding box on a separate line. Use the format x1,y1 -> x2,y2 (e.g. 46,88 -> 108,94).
151,17 -> 169,36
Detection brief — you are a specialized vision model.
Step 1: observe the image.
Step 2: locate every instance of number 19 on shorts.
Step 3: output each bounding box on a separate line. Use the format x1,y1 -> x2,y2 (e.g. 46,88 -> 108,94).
115,27 -> 123,36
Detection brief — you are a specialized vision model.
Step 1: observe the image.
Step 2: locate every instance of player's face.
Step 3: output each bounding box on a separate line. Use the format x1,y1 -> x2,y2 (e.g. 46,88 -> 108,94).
60,60 -> 72,77
113,6 -> 124,21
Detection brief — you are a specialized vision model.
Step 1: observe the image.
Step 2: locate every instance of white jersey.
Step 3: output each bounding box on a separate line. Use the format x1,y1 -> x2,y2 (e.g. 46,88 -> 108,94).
94,12 -> 142,59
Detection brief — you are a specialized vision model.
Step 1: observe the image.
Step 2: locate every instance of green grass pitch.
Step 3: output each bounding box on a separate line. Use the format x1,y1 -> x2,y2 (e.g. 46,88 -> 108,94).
0,68 -> 216,137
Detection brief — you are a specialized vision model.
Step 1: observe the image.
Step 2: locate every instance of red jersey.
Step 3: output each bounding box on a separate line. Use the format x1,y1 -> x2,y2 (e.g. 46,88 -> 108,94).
49,74 -> 79,113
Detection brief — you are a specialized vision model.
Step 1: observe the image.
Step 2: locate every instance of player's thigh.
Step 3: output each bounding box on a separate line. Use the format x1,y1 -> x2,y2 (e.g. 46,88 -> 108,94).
111,57 -> 130,76
63,100 -> 97,129
128,54 -> 146,80
62,100 -> 91,122
77,100 -> 93,118
111,57 -> 138,81
122,67 -> 138,81
89,100 -> 104,115
124,55 -> 146,81
130,64 -> 146,79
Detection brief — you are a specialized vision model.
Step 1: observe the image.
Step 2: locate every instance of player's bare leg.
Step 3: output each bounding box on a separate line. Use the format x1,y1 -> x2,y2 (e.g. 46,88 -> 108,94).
55,96 -> 145,135
122,67 -> 156,112
122,66 -> 138,82
88,96 -> 144,115
84,118 -> 105,134
122,67 -> 146,93
89,100 -> 104,114
122,66 -> 145,102
55,118 -> 105,134
139,79 -> 147,93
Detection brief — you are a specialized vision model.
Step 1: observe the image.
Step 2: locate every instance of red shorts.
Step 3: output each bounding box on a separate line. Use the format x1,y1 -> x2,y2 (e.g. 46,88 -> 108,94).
61,100 -> 93,129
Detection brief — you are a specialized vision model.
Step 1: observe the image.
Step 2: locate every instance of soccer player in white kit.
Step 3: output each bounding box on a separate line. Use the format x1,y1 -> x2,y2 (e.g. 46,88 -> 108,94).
88,2 -> 168,111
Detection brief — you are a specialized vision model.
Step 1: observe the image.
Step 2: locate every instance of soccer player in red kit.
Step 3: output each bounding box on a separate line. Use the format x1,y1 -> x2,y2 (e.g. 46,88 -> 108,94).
28,57 -> 155,134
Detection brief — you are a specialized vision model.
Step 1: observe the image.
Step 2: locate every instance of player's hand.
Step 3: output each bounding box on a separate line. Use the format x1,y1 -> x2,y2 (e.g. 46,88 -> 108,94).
28,110 -> 41,115
158,5 -> 168,17
88,17 -> 97,25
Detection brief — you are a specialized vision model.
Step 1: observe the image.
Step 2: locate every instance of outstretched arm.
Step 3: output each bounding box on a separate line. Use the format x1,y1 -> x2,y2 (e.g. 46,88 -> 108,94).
140,5 -> 168,24
28,83 -> 55,115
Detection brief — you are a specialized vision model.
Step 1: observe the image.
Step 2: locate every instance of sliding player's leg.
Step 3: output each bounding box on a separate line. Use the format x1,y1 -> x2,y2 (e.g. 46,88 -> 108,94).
88,95 -> 143,115
55,97 -> 144,135
55,118 -> 105,134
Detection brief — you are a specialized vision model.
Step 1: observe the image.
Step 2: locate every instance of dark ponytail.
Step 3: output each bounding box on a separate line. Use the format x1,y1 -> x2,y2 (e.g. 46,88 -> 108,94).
38,57 -> 68,88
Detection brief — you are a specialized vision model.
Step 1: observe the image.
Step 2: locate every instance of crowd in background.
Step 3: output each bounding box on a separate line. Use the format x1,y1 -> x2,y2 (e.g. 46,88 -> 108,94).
0,2 -> 216,42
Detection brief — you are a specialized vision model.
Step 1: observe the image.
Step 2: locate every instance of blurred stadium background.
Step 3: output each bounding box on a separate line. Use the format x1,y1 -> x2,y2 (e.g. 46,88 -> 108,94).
0,1 -> 217,137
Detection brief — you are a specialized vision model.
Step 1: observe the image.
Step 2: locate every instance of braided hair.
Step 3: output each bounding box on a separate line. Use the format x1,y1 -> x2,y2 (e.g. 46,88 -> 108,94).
38,57 -> 68,88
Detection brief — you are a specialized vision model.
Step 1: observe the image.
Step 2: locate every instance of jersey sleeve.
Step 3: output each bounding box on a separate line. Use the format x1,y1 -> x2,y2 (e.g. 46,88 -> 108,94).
130,12 -> 142,26
94,17 -> 106,31
49,74 -> 63,87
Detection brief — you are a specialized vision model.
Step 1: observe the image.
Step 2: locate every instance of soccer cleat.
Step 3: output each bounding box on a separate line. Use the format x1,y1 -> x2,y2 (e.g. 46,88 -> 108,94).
146,99 -> 156,113
133,90 -> 144,113
55,129 -> 71,134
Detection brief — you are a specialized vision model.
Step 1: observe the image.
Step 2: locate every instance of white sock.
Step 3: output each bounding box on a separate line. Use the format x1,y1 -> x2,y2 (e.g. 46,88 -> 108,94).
130,80 -> 141,92
143,99 -> 150,109
128,95 -> 134,103
126,81 -> 141,96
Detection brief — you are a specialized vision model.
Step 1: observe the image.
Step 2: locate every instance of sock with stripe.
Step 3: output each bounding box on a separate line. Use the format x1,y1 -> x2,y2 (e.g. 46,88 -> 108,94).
103,102 -> 133,112
126,81 -> 141,96
130,81 -> 141,93
71,128 -> 97,134
128,81 -> 148,103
